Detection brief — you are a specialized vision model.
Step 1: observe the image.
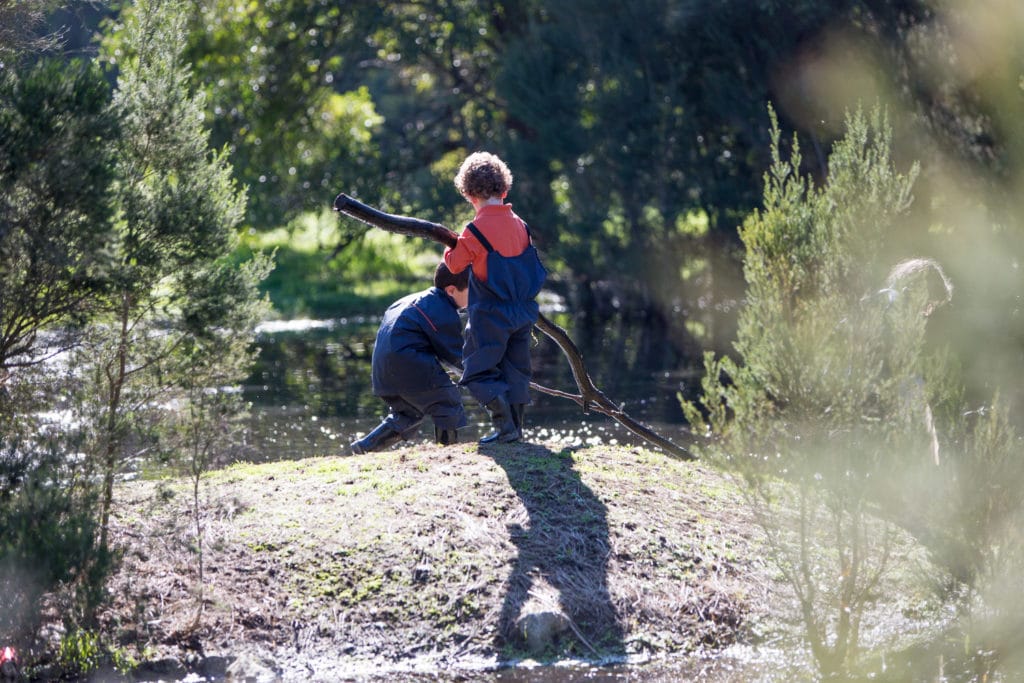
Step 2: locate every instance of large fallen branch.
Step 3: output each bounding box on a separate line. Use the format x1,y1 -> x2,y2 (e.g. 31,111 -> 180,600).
333,193 -> 694,461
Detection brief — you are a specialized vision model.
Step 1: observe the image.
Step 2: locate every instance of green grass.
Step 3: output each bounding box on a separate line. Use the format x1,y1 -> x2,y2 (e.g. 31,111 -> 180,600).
237,209 -> 444,318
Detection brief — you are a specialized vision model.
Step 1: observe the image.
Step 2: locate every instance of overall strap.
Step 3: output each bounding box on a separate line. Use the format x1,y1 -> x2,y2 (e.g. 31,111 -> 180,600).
465,222 -> 495,253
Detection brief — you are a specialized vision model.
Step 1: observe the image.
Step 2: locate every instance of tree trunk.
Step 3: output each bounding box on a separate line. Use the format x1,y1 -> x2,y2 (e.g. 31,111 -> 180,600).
98,293 -> 132,552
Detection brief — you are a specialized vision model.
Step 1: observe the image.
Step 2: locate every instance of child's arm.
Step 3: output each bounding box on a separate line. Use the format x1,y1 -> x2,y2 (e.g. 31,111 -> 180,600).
413,294 -> 464,370
443,231 -> 480,275
430,319 -> 464,371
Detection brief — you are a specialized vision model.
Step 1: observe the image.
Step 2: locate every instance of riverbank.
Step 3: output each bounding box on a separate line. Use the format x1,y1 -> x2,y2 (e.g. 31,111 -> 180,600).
63,441 -> 942,681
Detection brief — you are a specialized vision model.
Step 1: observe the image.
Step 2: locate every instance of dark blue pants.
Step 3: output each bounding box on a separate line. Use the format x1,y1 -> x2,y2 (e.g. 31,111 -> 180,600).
461,309 -> 533,406
378,386 -> 466,437
460,235 -> 545,408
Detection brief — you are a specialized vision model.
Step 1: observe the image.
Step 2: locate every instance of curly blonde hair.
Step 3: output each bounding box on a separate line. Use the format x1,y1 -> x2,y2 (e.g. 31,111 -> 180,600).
454,151 -> 513,199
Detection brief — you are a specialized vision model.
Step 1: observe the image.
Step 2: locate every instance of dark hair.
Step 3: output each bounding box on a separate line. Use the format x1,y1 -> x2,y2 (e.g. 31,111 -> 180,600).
434,261 -> 469,290
454,151 -> 513,199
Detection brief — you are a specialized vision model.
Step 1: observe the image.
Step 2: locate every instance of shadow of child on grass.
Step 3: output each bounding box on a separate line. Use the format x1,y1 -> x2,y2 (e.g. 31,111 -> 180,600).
479,442 -> 625,660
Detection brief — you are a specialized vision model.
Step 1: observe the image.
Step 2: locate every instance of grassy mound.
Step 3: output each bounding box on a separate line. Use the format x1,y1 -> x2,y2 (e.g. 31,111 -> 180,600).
99,442 -> 782,677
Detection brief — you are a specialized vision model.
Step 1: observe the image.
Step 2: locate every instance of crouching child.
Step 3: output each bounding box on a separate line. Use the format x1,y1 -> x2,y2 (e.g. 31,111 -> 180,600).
350,262 -> 470,454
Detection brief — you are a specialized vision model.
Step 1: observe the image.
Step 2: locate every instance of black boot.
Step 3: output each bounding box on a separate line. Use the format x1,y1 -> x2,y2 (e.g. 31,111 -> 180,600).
435,426 -> 458,445
511,403 -> 526,432
480,395 -> 520,444
350,423 -> 402,454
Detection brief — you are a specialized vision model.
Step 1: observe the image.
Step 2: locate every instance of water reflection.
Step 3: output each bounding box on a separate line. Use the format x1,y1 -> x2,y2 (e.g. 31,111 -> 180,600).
241,313 -> 699,462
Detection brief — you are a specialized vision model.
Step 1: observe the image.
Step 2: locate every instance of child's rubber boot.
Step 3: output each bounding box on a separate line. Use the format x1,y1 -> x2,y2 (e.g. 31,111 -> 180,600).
350,423 -> 402,454
511,403 -> 526,432
435,426 -> 458,445
480,395 -> 520,444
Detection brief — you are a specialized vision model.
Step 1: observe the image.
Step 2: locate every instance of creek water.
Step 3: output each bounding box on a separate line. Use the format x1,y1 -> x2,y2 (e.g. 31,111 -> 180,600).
240,311 -> 699,462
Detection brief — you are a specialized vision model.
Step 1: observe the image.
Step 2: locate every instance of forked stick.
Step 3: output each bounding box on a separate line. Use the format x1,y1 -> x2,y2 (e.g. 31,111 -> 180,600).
333,193 -> 694,461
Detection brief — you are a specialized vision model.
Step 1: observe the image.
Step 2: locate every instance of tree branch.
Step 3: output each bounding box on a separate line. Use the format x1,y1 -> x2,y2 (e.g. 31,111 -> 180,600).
332,192 -> 694,461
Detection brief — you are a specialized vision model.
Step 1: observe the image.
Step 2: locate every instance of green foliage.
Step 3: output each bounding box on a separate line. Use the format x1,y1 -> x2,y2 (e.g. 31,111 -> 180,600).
0,432 -> 109,645
8,0 -> 1023,673
84,0 -> 271,557
682,105 -> 942,676
70,0 -> 1003,357
695,92 -> 1024,674
244,210 -> 441,317
948,400 -> 1024,585
0,0 -> 65,57
108,2 -> 246,281
167,250 -> 271,622
0,57 -> 117,371
0,56 -> 118,648
129,0 -> 389,230
58,629 -> 102,675
952,400 -> 1024,674
685,105 -> 930,456
688,104 -> 929,450
54,628 -> 135,677
49,0 -> 275,631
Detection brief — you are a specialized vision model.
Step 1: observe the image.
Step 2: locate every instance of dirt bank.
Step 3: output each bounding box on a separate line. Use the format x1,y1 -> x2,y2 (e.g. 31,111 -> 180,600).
93,441 -> 789,680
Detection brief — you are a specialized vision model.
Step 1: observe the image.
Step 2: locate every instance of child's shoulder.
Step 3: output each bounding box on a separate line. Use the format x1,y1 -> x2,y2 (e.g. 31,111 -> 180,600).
417,286 -> 457,311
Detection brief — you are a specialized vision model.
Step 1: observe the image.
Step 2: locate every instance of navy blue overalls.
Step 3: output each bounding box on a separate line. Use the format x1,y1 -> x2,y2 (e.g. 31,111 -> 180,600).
370,287 -> 467,437
461,222 -> 547,406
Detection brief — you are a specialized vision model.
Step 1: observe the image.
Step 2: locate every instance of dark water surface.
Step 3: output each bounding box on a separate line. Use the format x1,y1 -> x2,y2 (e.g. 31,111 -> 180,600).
241,311 -> 700,462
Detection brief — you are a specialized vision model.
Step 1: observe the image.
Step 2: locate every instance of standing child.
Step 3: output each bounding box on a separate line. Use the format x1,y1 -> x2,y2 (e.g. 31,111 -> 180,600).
444,151 -> 547,443
350,262 -> 470,454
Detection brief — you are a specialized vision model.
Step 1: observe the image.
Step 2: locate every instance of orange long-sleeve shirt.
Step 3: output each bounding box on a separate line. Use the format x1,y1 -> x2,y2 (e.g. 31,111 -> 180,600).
443,203 -> 530,281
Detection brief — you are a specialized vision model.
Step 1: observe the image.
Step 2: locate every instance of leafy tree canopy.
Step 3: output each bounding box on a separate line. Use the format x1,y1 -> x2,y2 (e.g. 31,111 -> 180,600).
39,0 -> 1024,373
0,57 -> 118,372
162,2 -> 1002,289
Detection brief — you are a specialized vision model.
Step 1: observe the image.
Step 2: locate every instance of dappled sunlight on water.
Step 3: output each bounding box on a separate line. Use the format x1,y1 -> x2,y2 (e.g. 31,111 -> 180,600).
241,403 -> 693,463
241,315 -> 696,462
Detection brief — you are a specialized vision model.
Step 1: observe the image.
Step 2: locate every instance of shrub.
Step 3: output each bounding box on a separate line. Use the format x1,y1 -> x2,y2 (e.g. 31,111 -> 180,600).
681,105 -> 955,676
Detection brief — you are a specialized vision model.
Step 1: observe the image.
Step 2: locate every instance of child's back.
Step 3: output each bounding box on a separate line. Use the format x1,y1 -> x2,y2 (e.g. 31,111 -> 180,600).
444,151 -> 547,444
